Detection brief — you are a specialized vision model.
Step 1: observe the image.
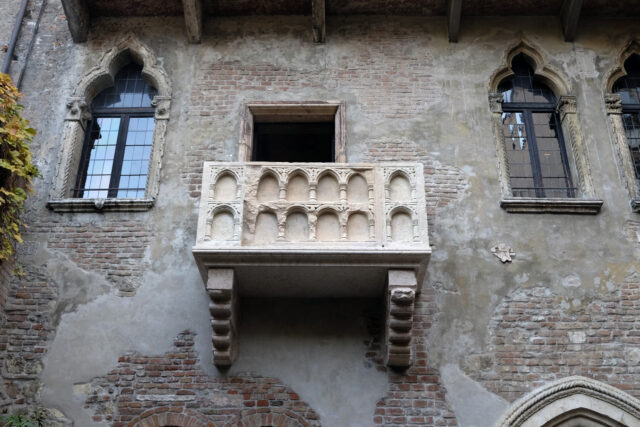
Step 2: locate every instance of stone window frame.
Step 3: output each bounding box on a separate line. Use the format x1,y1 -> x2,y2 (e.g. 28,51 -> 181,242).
488,41 -> 602,214
238,101 -> 347,162
603,40 -> 640,213
47,33 -> 171,213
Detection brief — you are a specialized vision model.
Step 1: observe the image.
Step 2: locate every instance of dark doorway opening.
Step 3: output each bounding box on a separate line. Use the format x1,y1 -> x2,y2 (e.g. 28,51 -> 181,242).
252,122 -> 335,162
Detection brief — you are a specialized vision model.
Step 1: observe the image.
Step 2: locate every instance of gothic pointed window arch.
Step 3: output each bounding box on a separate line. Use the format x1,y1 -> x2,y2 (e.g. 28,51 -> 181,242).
47,34 -> 171,212
496,376 -> 640,427
488,43 -> 602,214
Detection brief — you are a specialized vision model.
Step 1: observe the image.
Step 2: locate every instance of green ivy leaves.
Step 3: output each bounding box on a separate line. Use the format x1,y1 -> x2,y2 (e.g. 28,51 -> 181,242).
0,72 -> 39,262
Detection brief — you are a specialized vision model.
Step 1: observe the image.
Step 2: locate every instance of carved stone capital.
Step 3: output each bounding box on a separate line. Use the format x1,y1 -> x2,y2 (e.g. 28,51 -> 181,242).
206,269 -> 238,367
556,95 -> 577,118
384,270 -> 417,368
65,97 -> 91,125
488,93 -> 503,113
605,93 -> 623,114
152,95 -> 172,120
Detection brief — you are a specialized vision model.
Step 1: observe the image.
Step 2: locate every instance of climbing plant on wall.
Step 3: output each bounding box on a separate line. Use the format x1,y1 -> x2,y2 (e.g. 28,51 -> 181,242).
0,73 -> 38,262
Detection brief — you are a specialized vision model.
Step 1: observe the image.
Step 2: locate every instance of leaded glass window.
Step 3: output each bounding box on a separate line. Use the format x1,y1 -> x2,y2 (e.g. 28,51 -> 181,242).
498,54 -> 575,198
613,54 -> 640,186
74,64 -> 156,198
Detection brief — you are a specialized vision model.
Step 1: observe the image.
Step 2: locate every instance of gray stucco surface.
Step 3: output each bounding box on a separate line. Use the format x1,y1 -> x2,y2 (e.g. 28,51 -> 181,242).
1,2 -> 640,425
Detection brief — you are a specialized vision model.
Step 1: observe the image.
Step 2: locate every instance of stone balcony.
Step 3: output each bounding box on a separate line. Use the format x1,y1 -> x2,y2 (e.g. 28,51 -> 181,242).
192,162 -> 431,367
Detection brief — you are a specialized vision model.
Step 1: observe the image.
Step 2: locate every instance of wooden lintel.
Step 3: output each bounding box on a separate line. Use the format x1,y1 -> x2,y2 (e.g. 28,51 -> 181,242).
311,0 -> 326,43
61,0 -> 90,43
561,0 -> 583,42
182,0 -> 203,44
447,0 -> 463,43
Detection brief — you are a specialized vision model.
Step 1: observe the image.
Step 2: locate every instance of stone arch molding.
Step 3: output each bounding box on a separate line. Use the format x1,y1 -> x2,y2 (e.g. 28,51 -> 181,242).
487,40 -> 602,213
496,376 -> 640,427
603,40 -> 640,212
489,40 -> 570,96
604,40 -> 640,94
48,33 -> 172,212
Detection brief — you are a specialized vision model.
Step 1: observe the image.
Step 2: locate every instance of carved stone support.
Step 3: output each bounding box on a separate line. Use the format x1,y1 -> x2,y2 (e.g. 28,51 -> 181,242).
384,270 -> 417,368
206,269 -> 238,367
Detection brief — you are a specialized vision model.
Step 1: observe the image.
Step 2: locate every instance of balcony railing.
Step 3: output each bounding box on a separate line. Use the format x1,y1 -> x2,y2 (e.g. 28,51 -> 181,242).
192,161 -> 431,366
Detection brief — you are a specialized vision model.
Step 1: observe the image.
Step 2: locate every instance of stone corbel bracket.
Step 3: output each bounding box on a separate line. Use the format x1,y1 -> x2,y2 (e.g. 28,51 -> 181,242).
206,269 -> 238,366
384,270 -> 417,368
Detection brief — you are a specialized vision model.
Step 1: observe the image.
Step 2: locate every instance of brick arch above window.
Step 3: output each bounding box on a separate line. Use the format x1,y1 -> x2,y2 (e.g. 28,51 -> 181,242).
47,32 -> 172,213
487,40 -> 602,214
224,408 -> 317,427
127,411 -> 210,427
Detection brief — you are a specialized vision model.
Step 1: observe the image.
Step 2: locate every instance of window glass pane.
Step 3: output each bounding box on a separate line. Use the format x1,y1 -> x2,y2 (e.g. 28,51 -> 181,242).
531,112 -> 573,197
117,117 -> 154,198
622,112 -> 640,182
76,117 -> 121,198
503,112 -> 536,197
92,64 -> 157,109
498,54 -> 556,104
613,54 -> 640,105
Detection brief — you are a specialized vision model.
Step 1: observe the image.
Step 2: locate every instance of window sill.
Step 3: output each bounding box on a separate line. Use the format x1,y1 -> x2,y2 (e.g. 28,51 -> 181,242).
500,198 -> 603,214
632,199 -> 640,213
46,198 -> 154,213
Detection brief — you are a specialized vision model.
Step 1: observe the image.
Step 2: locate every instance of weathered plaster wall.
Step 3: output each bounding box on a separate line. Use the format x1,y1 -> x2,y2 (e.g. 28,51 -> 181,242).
1,2 -> 640,425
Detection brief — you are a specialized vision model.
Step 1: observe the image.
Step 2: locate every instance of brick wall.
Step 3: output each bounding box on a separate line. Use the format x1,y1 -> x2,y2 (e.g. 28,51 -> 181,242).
369,286 -> 458,426
183,24 -> 443,199
81,331 -> 320,426
34,219 -> 152,293
364,138 -> 468,230
470,275 -> 640,402
0,257 -> 11,324
0,267 -> 57,408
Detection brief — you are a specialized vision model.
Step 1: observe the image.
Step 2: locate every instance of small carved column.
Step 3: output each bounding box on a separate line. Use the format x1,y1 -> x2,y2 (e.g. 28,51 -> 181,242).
206,268 -> 238,367
51,97 -> 91,198
384,269 -> 417,367
605,93 -> 640,206
557,95 -> 596,198
488,93 -> 512,197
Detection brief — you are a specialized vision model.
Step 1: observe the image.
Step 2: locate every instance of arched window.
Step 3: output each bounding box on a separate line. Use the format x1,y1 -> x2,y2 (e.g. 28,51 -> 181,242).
74,64 -> 157,199
498,54 -> 575,198
612,54 -> 640,187
47,35 -> 171,212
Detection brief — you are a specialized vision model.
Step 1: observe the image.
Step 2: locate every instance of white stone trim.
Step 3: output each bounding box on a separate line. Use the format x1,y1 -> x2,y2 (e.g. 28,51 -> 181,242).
48,33 -> 171,213
495,376 -> 640,427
